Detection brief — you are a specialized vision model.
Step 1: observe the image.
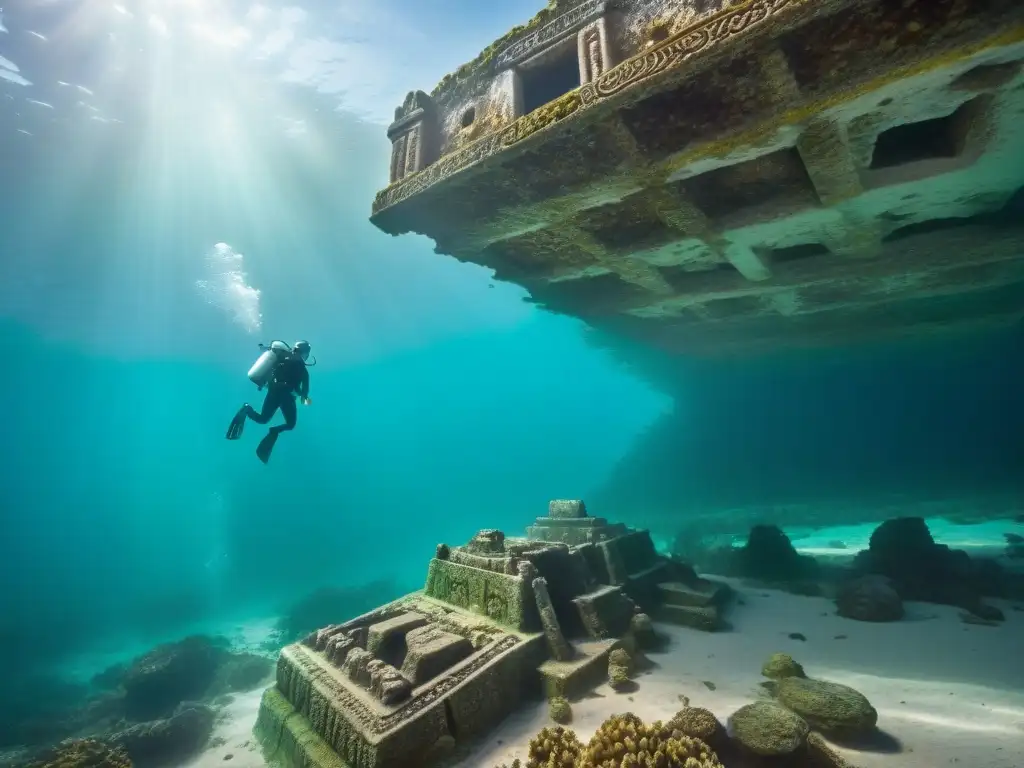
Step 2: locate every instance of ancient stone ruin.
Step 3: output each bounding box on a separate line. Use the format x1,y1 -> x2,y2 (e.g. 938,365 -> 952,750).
370,0 -> 1024,359
254,499 -> 730,768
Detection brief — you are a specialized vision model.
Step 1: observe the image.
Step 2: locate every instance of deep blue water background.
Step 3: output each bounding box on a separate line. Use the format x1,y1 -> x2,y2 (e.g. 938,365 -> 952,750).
0,0 -> 1021,694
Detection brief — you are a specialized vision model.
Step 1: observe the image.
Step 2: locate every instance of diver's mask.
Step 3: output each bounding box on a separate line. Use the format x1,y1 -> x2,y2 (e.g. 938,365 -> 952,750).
293,340 -> 311,362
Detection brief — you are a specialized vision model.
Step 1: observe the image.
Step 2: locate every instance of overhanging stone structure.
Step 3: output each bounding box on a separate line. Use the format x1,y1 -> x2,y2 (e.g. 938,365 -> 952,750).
253,500 -> 730,768
370,0 -> 1024,357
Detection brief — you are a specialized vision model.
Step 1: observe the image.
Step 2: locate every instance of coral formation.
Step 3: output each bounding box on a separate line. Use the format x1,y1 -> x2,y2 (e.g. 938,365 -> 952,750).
761,653 -> 806,680
607,648 -> 634,691
23,739 -> 131,768
666,705 -> 723,746
577,713 -> 724,768
525,725 -> 584,768
549,696 -> 573,725
727,701 -> 809,756
774,677 -> 878,738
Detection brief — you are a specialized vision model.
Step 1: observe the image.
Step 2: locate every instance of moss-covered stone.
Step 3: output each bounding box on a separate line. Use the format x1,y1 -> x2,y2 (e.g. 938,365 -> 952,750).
523,725 -> 583,767
727,701 -> 809,756
667,705 -> 723,744
775,677 -> 878,738
608,663 -> 632,690
423,558 -> 530,630
761,652 -> 806,680
254,687 -> 348,768
549,696 -> 572,724
431,1 -> 564,102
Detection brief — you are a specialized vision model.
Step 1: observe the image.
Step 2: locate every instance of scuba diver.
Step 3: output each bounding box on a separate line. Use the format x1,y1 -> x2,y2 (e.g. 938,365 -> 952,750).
226,339 -> 316,464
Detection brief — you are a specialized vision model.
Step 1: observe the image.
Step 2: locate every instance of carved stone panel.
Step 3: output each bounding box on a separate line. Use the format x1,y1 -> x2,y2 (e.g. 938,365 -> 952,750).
496,0 -> 608,69
578,17 -> 615,84
386,90 -> 439,183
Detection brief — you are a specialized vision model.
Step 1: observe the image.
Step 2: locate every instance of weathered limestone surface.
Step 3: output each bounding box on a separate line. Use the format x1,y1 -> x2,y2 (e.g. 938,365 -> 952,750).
371,0 -> 1024,361
255,501 -> 731,768
533,575 -> 575,660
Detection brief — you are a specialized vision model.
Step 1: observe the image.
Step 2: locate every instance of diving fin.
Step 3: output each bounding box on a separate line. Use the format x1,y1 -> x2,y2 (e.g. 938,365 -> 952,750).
256,429 -> 280,464
226,406 -> 247,440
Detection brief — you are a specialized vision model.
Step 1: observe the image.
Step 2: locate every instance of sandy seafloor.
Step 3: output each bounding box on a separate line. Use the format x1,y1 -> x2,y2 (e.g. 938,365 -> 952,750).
182,584 -> 1024,768
66,516 -> 1023,768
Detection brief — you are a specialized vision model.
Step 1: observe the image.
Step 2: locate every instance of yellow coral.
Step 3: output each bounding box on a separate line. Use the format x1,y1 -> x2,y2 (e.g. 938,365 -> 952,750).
578,714 -> 724,768
525,725 -> 584,768
549,696 -> 573,724
666,706 -> 722,744
608,648 -> 633,670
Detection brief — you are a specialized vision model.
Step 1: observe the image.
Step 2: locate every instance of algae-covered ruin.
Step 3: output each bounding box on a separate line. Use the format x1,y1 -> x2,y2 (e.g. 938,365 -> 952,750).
370,0 -> 1024,357
253,500 -> 731,768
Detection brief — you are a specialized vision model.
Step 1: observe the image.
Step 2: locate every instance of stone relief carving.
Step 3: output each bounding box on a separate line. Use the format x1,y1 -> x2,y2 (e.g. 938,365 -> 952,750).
497,0 -> 608,68
373,0 -> 799,214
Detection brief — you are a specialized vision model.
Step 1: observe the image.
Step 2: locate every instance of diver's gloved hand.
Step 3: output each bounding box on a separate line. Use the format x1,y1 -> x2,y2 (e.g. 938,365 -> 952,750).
302,397 -> 312,406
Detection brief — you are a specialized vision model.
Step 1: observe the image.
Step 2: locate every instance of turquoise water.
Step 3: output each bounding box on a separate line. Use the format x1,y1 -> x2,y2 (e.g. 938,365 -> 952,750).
1,2 -> 1023,766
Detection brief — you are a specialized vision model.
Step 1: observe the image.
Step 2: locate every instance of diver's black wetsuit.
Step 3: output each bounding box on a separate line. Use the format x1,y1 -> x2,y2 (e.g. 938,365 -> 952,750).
226,355 -> 311,463
244,357 -> 310,432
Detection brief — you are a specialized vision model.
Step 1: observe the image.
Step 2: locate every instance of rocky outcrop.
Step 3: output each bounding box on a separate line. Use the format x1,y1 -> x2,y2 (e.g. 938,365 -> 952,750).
738,525 -> 820,582
835,575 -> 904,622
122,636 -> 221,721
853,517 -> 1006,619
109,702 -> 216,768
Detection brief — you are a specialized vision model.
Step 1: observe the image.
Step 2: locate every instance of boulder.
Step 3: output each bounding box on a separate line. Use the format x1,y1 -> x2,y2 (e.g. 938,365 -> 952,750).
728,701 -> 809,756
836,575 -> 904,622
738,525 -> 818,582
775,677 -> 877,738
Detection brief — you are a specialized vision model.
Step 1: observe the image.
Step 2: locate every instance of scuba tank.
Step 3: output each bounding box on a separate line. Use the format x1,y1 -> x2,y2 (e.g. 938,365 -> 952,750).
247,340 -> 291,389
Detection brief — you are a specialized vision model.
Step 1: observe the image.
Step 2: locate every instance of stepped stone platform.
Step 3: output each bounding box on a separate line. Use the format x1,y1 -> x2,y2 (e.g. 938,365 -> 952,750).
370,0 -> 1024,357
253,500 -> 730,768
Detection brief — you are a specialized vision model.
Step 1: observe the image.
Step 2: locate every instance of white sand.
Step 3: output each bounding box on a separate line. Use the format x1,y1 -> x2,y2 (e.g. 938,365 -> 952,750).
182,688 -> 267,768
460,581 -> 1024,768
182,583 -> 1024,768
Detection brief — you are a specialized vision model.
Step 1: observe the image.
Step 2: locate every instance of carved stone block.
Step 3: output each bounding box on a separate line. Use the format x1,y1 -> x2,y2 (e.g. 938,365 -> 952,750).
533,576 -> 574,661
578,16 -> 614,84
366,659 -> 413,705
324,631 -> 357,666
549,499 -> 587,519
386,90 -> 439,184
573,585 -> 635,639
366,612 -> 429,658
400,624 -> 474,686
